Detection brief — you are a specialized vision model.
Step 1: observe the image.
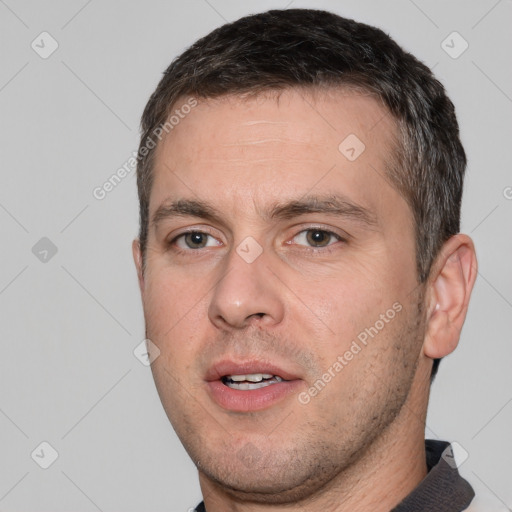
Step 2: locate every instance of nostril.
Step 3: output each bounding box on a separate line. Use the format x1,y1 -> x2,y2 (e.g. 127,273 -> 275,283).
246,312 -> 265,322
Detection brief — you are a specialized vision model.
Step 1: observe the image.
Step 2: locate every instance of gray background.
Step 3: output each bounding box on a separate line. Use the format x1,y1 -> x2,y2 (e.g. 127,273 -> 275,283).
0,1 -> 511,510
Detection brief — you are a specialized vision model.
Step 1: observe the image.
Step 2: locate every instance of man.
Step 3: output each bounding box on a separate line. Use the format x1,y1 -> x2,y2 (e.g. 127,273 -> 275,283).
132,8 -> 479,511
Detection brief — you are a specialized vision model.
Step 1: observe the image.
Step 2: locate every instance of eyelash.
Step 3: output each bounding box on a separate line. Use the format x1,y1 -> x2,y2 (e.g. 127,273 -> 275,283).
167,227 -> 347,255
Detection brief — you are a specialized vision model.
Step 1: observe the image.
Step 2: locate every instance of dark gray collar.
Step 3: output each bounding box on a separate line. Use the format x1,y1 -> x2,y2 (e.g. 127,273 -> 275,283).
391,439 -> 474,511
195,440 -> 475,512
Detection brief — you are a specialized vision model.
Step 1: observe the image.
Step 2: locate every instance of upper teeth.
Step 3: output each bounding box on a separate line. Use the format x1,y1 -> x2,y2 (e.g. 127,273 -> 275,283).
228,373 -> 274,382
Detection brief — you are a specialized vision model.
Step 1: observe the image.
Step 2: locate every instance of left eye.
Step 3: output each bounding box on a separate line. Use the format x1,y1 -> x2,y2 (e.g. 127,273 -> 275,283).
291,229 -> 342,248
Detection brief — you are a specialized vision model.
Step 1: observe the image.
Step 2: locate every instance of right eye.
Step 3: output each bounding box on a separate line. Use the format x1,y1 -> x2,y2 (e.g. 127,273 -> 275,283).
171,231 -> 222,250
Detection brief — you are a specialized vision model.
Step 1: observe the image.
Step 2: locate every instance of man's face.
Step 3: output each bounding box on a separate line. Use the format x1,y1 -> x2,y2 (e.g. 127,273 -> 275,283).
133,89 -> 428,501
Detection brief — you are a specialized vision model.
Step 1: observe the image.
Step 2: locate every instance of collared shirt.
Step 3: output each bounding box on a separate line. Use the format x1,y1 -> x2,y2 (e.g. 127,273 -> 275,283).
194,439 -> 475,511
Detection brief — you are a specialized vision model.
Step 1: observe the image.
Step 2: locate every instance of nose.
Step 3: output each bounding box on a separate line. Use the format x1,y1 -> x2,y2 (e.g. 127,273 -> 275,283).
208,242 -> 285,330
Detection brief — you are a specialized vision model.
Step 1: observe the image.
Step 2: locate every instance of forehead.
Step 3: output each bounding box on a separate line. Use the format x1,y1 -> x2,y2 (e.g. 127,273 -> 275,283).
150,87 -> 402,221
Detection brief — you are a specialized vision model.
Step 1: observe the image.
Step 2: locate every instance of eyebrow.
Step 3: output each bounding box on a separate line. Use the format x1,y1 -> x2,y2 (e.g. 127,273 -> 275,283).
150,194 -> 378,230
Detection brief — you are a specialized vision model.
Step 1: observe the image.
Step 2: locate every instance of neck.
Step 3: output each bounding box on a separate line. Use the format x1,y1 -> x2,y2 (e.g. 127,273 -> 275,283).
199,365 -> 431,512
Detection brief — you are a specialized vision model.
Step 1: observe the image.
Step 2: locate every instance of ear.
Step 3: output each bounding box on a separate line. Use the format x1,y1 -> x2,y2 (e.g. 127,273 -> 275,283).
132,239 -> 145,294
423,234 -> 478,359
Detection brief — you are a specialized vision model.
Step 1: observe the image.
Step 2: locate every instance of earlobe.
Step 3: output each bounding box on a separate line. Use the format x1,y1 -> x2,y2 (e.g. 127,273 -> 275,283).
423,234 -> 478,360
132,239 -> 145,293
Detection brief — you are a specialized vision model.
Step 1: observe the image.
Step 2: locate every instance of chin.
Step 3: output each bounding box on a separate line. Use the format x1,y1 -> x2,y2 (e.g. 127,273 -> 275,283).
203,471 -> 320,505
197,446 -> 344,505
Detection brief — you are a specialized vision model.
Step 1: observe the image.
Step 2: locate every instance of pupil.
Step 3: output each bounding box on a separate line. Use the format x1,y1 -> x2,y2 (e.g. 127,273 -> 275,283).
308,230 -> 328,246
187,232 -> 206,248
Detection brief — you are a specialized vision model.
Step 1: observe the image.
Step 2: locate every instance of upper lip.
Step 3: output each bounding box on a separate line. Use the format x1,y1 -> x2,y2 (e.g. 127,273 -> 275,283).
205,358 -> 302,382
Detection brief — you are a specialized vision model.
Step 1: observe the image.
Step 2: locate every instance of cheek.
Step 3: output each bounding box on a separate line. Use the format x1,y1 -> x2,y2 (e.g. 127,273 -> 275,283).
308,298 -> 420,406
145,259 -> 198,311
142,267 -> 204,348
287,252 -> 414,375
292,262 -> 388,334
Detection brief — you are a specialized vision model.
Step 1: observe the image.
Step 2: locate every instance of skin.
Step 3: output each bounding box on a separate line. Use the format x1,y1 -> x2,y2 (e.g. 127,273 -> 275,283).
132,88 -> 477,512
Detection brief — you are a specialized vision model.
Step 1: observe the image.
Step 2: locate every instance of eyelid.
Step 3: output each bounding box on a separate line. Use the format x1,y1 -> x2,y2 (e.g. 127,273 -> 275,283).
288,224 -> 350,242
167,225 -> 221,242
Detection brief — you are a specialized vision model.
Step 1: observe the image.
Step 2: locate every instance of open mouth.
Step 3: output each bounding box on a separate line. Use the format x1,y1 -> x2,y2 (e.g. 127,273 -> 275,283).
206,361 -> 302,411
221,373 -> 285,390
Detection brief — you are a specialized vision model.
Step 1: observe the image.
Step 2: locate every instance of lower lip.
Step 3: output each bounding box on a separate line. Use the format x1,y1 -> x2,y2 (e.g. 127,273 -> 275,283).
206,379 -> 302,412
